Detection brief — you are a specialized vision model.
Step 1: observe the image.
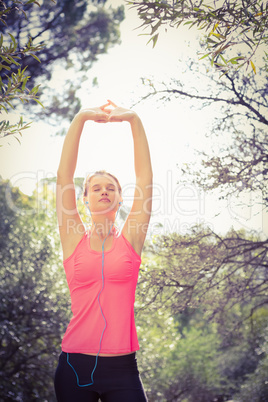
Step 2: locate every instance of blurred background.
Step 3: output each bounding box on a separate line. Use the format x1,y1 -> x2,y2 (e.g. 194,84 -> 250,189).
0,0 -> 267,400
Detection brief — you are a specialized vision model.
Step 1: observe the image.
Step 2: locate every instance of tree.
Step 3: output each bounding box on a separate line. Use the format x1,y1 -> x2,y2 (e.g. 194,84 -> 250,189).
128,0 -> 268,74
128,2 -> 268,395
0,0 -> 124,142
130,1 -> 268,321
0,0 -> 56,142
136,305 -> 225,401
137,226 -> 268,330
234,325 -> 268,402
138,60 -> 268,222
0,178 -> 70,400
136,230 -> 268,400
129,6 -> 268,395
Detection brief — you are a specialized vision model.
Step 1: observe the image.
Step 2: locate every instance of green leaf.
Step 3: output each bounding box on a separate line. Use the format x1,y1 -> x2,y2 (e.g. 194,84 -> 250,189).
207,38 -> 217,44
21,77 -> 29,91
227,56 -> 245,64
28,53 -> 41,63
198,22 -> 209,30
6,55 -> 20,66
151,20 -> 162,35
20,9 -> 28,19
219,54 -> 227,65
30,85 -> 40,95
5,100 -> 14,109
1,56 -> 12,64
0,104 -> 7,113
0,63 -> 11,71
0,18 -> 7,27
20,66 -> 29,76
8,33 -> 17,50
34,99 -> 44,108
199,53 -> 210,60
147,33 -> 159,48
214,63 -> 226,67
26,0 -> 40,4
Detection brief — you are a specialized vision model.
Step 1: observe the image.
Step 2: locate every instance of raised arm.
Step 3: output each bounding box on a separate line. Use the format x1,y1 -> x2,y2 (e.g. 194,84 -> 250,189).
56,106 -> 109,259
107,101 -> 153,255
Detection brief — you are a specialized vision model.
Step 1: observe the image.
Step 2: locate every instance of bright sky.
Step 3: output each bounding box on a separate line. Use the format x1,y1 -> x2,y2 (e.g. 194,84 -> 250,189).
0,0 -> 266,237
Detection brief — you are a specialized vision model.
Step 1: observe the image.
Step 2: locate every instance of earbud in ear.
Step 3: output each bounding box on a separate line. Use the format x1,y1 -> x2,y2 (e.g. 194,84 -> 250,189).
119,201 -> 122,206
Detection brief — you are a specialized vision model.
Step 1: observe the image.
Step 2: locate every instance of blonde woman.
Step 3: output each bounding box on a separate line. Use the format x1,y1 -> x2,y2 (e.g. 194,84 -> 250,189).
54,100 -> 152,402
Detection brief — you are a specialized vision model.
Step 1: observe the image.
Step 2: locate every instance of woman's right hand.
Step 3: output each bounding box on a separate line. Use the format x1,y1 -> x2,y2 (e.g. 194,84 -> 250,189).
78,105 -> 110,123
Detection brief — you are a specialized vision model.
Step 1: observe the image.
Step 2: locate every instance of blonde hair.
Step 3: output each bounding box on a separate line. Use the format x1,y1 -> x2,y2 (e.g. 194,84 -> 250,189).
83,170 -> 122,197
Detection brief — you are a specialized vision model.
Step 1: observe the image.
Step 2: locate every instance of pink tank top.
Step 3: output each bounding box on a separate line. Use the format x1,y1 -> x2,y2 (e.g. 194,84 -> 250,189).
61,231 -> 141,354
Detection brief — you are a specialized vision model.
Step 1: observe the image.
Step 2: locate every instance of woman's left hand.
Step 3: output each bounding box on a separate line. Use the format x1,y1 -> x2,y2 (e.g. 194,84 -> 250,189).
102,100 -> 138,123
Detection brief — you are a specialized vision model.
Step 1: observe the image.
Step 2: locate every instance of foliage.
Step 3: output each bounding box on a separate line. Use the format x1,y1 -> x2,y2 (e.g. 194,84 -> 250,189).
136,236 -> 268,401
139,61 -> 268,217
128,0 -> 268,74
0,178 -> 69,401
0,116 -> 31,144
130,5 -> 268,396
138,226 -> 268,331
0,0 -> 54,142
137,308 -> 224,401
234,328 -> 268,401
0,0 -> 124,142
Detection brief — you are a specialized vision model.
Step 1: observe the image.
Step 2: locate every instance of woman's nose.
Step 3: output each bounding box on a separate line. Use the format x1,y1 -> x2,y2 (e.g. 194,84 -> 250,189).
101,188 -> 108,195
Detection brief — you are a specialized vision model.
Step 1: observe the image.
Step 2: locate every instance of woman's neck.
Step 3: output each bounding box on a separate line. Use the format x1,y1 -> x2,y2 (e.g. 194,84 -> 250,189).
90,216 -> 115,240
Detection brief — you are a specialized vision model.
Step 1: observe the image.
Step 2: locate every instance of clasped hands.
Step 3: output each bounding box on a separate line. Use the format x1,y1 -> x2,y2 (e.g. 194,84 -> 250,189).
81,100 -> 136,124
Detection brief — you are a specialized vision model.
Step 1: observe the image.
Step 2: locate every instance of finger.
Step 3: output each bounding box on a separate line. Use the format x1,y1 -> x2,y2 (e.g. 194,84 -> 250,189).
107,99 -> 118,108
101,108 -> 112,114
100,102 -> 110,110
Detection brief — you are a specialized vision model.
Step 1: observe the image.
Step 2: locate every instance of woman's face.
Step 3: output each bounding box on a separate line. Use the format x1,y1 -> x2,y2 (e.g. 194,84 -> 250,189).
85,174 -> 122,215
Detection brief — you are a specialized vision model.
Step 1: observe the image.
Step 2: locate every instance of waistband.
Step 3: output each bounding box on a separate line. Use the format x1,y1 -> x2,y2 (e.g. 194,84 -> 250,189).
61,351 -> 137,368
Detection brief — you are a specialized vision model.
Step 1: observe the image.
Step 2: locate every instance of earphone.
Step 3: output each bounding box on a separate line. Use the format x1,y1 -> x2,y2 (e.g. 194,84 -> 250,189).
67,200 -> 122,387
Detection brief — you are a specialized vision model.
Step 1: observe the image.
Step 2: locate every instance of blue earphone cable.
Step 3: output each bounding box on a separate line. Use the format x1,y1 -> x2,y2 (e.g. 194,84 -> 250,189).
67,202 -> 121,387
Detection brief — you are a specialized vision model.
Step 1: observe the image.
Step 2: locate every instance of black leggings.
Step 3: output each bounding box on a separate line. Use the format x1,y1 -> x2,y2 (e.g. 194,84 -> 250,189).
54,352 -> 148,402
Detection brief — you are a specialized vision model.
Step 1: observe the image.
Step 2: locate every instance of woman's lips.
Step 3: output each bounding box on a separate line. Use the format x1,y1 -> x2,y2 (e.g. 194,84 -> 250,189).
99,198 -> 110,202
